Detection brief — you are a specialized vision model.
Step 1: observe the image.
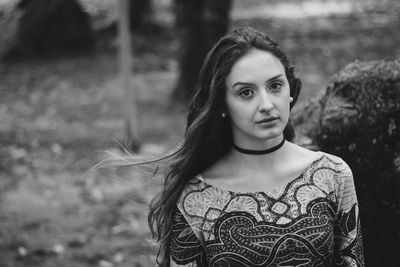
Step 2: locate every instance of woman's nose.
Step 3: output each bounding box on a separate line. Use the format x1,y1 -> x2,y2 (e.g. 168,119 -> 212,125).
258,91 -> 274,112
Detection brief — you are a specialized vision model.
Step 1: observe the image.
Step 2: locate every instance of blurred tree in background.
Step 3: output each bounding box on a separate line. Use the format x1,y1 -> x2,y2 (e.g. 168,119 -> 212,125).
173,0 -> 232,101
129,0 -> 153,33
4,0 -> 94,60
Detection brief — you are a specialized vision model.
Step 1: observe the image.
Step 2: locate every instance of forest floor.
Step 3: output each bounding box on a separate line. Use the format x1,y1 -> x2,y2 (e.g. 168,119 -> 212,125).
0,0 -> 399,266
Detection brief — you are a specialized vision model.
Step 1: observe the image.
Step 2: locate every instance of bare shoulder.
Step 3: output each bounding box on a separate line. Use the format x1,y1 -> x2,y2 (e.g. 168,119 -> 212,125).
280,142 -> 322,172
288,143 -> 351,172
285,142 -> 321,161
201,156 -> 229,179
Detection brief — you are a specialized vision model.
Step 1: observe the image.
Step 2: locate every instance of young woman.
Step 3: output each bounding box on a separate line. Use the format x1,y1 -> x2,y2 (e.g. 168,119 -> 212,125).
134,27 -> 363,266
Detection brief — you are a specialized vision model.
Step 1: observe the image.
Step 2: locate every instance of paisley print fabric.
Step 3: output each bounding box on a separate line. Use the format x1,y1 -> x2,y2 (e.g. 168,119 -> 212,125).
170,152 -> 364,266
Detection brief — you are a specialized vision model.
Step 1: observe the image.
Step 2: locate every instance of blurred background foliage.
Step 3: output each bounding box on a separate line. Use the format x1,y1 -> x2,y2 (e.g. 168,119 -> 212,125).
0,0 -> 399,266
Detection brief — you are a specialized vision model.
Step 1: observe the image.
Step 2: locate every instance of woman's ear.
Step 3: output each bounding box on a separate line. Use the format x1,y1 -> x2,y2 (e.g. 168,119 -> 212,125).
290,78 -> 302,109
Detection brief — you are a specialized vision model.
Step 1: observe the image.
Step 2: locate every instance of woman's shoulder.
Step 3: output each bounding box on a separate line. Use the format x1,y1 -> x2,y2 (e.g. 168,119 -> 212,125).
289,143 -> 352,174
200,156 -> 230,180
289,142 -> 345,162
180,175 -> 207,193
319,150 -> 344,163
319,151 -> 352,171
291,147 -> 356,199
310,150 -> 354,183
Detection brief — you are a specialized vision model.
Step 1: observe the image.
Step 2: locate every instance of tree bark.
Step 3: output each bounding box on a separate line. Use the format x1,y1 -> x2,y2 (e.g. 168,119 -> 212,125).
309,58 -> 400,266
173,0 -> 232,101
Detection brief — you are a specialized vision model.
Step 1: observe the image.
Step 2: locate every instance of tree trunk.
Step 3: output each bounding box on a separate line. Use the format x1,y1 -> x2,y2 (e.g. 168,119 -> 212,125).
129,0 -> 153,33
173,0 -> 232,101
119,0 -> 140,152
310,58 -> 400,266
4,0 -> 94,60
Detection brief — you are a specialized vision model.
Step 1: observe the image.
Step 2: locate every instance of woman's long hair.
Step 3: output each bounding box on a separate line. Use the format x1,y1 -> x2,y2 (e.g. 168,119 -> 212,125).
104,27 -> 302,266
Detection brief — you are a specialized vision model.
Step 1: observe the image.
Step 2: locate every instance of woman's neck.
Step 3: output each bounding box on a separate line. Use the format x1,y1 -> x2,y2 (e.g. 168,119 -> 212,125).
233,138 -> 285,155
229,138 -> 289,171
232,134 -> 285,152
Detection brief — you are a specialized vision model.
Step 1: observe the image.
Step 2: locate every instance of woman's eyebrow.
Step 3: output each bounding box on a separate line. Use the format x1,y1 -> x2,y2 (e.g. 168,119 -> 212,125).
232,81 -> 253,88
232,74 -> 284,88
267,74 -> 284,81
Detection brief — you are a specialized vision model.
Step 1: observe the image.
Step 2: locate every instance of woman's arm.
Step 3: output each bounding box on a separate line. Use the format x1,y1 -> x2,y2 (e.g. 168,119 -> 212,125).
170,207 -> 207,267
334,161 -> 365,267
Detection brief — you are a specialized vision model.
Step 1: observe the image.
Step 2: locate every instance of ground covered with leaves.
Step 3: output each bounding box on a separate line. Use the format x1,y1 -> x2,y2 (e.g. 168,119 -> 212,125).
0,0 -> 399,266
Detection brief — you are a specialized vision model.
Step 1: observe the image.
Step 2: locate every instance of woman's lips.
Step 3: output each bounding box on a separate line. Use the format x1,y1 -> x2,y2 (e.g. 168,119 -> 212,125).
256,117 -> 278,123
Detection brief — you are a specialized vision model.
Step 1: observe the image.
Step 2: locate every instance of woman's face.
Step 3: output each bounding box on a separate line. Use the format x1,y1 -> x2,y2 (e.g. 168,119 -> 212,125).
224,49 -> 291,147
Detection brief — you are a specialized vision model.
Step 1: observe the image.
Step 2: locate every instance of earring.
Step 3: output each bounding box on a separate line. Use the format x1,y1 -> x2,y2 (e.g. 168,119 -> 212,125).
221,113 -> 226,119
290,97 -> 294,102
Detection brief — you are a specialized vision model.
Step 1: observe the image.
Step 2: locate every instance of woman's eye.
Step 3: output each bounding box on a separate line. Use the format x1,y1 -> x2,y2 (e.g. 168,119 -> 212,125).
239,89 -> 254,98
270,82 -> 282,91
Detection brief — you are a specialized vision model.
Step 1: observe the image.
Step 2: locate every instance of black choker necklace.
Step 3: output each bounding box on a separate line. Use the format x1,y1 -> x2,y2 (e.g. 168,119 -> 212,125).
233,139 -> 285,155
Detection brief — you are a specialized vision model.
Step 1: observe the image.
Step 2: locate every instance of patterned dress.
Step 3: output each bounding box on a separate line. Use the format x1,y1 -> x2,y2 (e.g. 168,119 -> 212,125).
170,152 -> 364,267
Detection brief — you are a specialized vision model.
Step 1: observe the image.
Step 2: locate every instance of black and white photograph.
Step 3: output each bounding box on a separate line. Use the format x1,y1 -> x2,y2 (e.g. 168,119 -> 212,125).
0,0 -> 399,266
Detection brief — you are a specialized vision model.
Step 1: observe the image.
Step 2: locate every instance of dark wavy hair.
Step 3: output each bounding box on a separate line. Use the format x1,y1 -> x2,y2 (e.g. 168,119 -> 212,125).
105,27 -> 302,266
